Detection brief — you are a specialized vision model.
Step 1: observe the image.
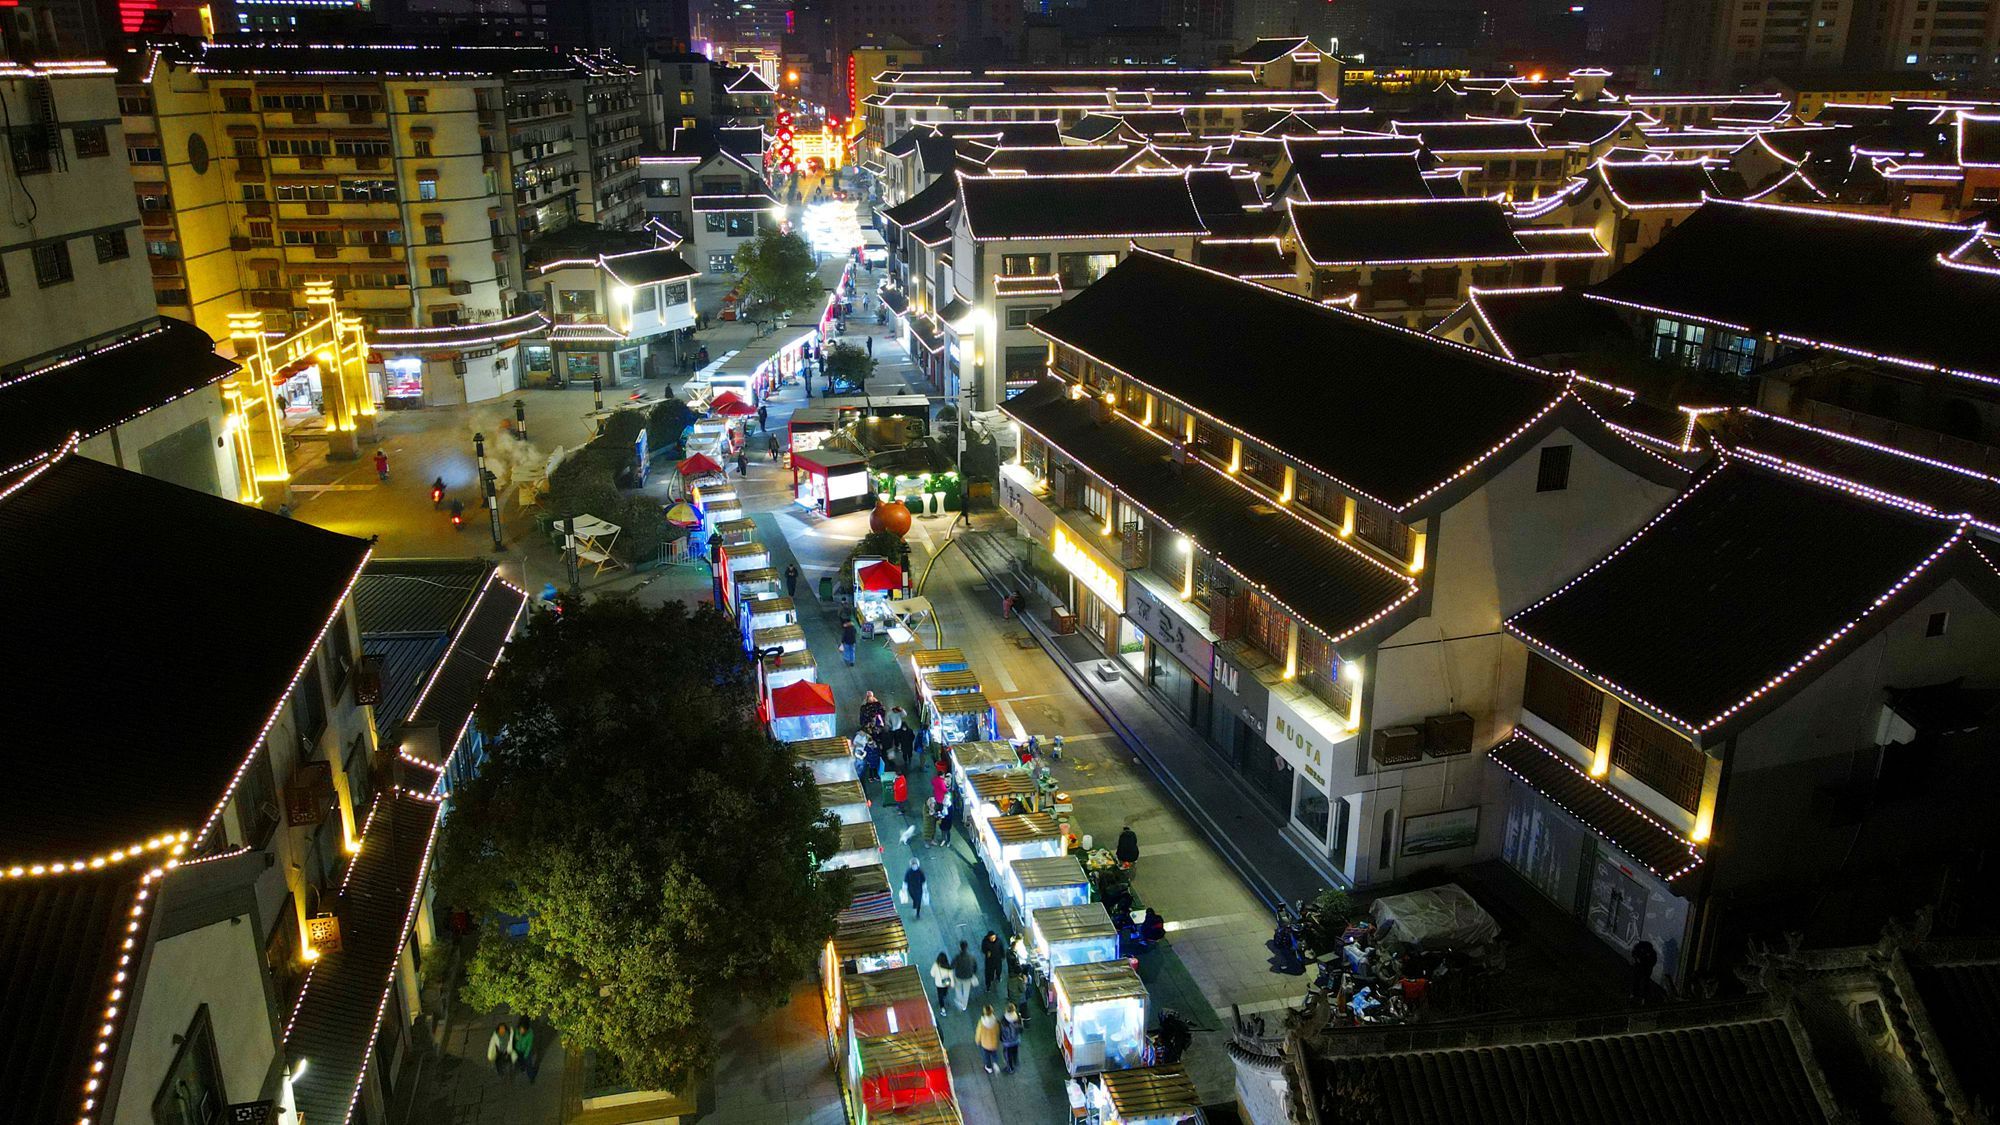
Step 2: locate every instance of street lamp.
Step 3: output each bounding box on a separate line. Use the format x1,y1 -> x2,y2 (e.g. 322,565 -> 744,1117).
473,431 -> 488,508
591,375 -> 605,434
514,398 -> 527,441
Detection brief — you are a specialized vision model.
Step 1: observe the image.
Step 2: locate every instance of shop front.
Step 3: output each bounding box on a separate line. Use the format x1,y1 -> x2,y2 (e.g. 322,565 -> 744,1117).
1048,523 -> 1125,652
1124,570 -> 1215,733
1207,648 -> 1270,771
1265,686 -> 1356,855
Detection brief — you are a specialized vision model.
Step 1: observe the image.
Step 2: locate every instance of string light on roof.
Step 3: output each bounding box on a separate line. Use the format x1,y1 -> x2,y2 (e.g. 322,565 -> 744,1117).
3,832 -> 190,880
1493,729 -> 1703,882
74,866 -> 166,1125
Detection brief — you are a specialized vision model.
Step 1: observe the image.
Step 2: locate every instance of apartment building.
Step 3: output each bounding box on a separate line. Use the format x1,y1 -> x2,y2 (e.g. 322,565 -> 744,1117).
643,51 -> 774,145
998,250 -> 1687,888
1849,0 -> 2000,81
0,59 -> 246,498
1653,0 -> 1856,88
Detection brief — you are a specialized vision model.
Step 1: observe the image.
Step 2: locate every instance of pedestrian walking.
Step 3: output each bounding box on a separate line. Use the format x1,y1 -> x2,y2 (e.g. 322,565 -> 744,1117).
887,707 -> 908,771
757,403 -> 769,431
1630,940 -> 1659,1004
513,1019 -> 538,1083
903,858 -> 927,919
893,770 -> 909,818
931,953 -> 954,1013
1001,592 -> 1022,620
1116,825 -> 1141,870
768,433 -> 781,461
840,620 -> 857,665
373,450 -> 390,481
930,769 -> 948,810
1000,1004 -> 1023,1073
784,562 -> 800,598
933,792 -> 957,848
981,931 -> 1004,992
487,1022 -> 514,1078
866,335 -> 874,357
951,942 -> 978,1011
975,1005 -> 1002,1074
735,450 -> 749,477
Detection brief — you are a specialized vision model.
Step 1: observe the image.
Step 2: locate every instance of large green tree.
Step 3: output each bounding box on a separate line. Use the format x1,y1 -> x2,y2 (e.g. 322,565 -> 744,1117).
437,596 -> 850,1089
735,229 -> 821,316
824,341 -> 876,392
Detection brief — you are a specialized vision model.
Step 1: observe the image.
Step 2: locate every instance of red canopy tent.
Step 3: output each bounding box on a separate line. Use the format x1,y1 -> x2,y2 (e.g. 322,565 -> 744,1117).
857,560 -> 904,592
678,453 -> 723,477
770,679 -> 837,718
709,390 -> 758,416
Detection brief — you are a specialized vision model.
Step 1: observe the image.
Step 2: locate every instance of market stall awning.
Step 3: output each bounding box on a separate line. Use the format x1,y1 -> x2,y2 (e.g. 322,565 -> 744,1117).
711,398 -> 757,417
664,502 -> 700,527
858,560 -> 904,591
771,679 -> 837,718
678,453 -> 723,477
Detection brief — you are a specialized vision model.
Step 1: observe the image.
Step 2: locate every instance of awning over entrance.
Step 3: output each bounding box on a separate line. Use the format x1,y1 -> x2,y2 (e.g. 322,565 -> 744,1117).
1489,729 -> 1703,886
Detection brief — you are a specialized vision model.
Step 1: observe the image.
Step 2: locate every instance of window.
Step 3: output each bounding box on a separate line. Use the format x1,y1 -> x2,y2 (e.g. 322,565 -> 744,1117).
429,267 -> 450,287
425,224 -> 444,244
1056,251 -> 1117,290
118,93 -> 154,116
1005,305 -> 1050,328
94,229 -> 130,262
709,251 -> 734,272
406,93 -> 428,113
152,1005 -> 227,1125
241,183 -> 266,201
294,653 -> 328,742
1001,253 -> 1051,276
248,221 -> 272,242
1926,611 -> 1949,637
1612,708 -> 1704,811
332,138 -> 390,157
418,178 -> 438,201
679,89 -> 696,105
1244,592 -> 1289,662
645,177 -> 682,198
1524,653 -> 1603,747
1536,444 -> 1572,492
71,124 -> 109,158
222,92 -> 253,112
11,134 -> 51,175
33,241 -> 72,286
274,182 -> 338,202
239,745 -> 281,847
342,178 -> 398,202
146,238 -> 180,257
413,139 -> 432,158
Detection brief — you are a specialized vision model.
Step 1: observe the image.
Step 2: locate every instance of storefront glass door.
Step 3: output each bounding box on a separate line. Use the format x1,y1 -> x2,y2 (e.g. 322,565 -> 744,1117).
1240,744 -> 1295,816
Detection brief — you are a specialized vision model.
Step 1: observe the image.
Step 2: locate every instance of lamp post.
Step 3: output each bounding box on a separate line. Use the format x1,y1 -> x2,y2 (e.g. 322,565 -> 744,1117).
473,432 -> 489,508
484,469 -> 503,550
514,398 -> 527,441
592,375 -> 605,434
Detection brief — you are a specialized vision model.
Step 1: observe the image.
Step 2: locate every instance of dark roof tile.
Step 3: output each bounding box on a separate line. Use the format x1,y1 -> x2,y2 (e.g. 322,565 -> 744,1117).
1029,249 -> 1569,510
0,453 -> 370,861
958,173 -> 1205,240
1489,729 -> 1702,882
0,319 -> 236,472
1288,198 -> 1526,265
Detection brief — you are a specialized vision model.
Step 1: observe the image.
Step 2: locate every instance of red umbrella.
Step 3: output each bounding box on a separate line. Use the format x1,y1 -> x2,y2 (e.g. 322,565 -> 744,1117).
857,560 -> 904,592
711,398 -> 758,417
710,389 -> 750,408
770,679 -> 837,718
678,453 -> 723,477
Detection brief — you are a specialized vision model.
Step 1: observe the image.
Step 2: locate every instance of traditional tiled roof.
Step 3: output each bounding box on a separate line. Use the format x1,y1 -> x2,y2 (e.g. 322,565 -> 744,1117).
1194,238 -> 1294,280
0,863 -> 151,1124
973,144 -> 1140,175
1587,200 -> 2000,383
400,572 -> 525,760
1288,198 -> 1527,266
692,190 -> 779,212
1392,118 -> 1546,153
355,559 -> 491,635
1235,36 -> 1310,64
881,169 -> 959,230
1456,285 -> 1632,360
605,247 -> 699,285
1027,250 -> 1590,513
166,40 -> 579,78
1531,108 -> 1636,147
0,450 -> 371,861
285,789 -> 443,1125
1906,948 -> 2000,1111
1288,153 -> 1432,201
1490,729 -> 1702,883
934,120 -> 1064,146
957,173 -> 1205,240
1598,158 -> 1727,208
0,319 -> 237,472
356,559 -> 516,748
1002,380 -> 1416,643
1301,998 -> 1835,1124
1508,461 -> 1980,735
1958,111 -> 2000,167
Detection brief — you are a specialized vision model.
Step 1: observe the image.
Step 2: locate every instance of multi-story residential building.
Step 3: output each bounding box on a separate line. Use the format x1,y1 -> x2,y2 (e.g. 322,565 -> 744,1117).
1284,197 -> 1608,329
998,250 -> 1688,888
1848,0 -> 2000,82
524,223 -> 699,382
634,124 -> 768,238
643,52 -> 774,148
0,59 -> 249,498
1654,0 -> 1855,88
847,37 -> 930,126
0,442 -> 528,1125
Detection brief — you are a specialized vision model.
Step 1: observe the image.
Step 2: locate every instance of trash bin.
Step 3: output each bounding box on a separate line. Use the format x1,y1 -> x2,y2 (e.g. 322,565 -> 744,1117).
818,574 -> 834,601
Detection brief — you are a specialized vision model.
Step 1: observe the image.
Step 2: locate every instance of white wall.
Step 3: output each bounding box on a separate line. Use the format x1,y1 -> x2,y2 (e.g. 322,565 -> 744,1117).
113,912 -> 277,1125
75,384 -> 240,501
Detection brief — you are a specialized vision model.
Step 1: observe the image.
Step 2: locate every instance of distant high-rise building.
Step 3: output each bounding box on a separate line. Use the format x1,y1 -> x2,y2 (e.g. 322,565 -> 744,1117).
1846,0 -> 2000,83
1652,0 -> 1854,88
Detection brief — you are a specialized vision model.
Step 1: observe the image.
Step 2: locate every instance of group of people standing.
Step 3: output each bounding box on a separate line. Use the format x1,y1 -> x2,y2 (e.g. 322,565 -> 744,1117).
485,1017 -> 541,1083
926,939 -> 1027,1075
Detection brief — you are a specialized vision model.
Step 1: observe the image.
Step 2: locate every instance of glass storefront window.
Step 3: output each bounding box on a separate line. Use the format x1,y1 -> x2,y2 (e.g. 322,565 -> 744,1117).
1240,744 -> 1294,815
1117,619 -> 1145,675
1293,782 -> 1330,842
565,353 -> 602,377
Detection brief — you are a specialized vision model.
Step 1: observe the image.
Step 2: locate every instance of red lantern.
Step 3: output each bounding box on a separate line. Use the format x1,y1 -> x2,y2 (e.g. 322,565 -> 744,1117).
870,501 -> 912,537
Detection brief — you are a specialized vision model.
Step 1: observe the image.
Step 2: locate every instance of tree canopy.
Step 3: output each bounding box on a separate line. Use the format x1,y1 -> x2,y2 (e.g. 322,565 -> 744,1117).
824,341 -> 876,392
437,595 -> 850,1089
735,229 -> 821,316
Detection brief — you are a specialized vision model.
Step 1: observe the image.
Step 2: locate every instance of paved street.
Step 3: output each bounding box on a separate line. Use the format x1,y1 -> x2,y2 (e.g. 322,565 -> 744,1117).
359,246 -> 1317,1123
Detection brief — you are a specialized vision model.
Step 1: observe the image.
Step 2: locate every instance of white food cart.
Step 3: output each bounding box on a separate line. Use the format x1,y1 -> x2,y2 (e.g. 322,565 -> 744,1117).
1053,960 -> 1148,1075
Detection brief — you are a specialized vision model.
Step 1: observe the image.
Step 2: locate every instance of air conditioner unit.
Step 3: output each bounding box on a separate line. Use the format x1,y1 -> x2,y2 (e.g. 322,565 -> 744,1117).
1425,712 -> 1475,757
1372,726 -> 1423,767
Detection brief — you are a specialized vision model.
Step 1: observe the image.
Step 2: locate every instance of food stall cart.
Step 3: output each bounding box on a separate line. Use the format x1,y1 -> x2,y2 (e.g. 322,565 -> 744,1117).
852,559 -> 904,633
769,679 -> 838,742
792,736 -> 857,783
865,1102 -> 963,1125
847,1029 -> 953,1124
817,779 -> 871,825
826,870 -> 906,976
740,594 -> 796,649
1031,903 -> 1119,968
919,668 -> 982,702
687,478 -> 734,511
976,812 -> 1066,893
927,691 -> 998,746
793,447 -> 873,516
1092,1065 -> 1203,1125
713,517 -> 759,548
758,648 -> 816,697
831,963 -> 932,1065
967,770 -> 1041,820
1052,960 -> 1149,1075
824,819 -> 883,871
787,404 -> 839,462
733,567 -> 782,604
1005,855 -> 1091,931
949,740 -> 1021,785
701,498 -> 745,537
909,648 -> 968,681
752,621 -> 808,657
